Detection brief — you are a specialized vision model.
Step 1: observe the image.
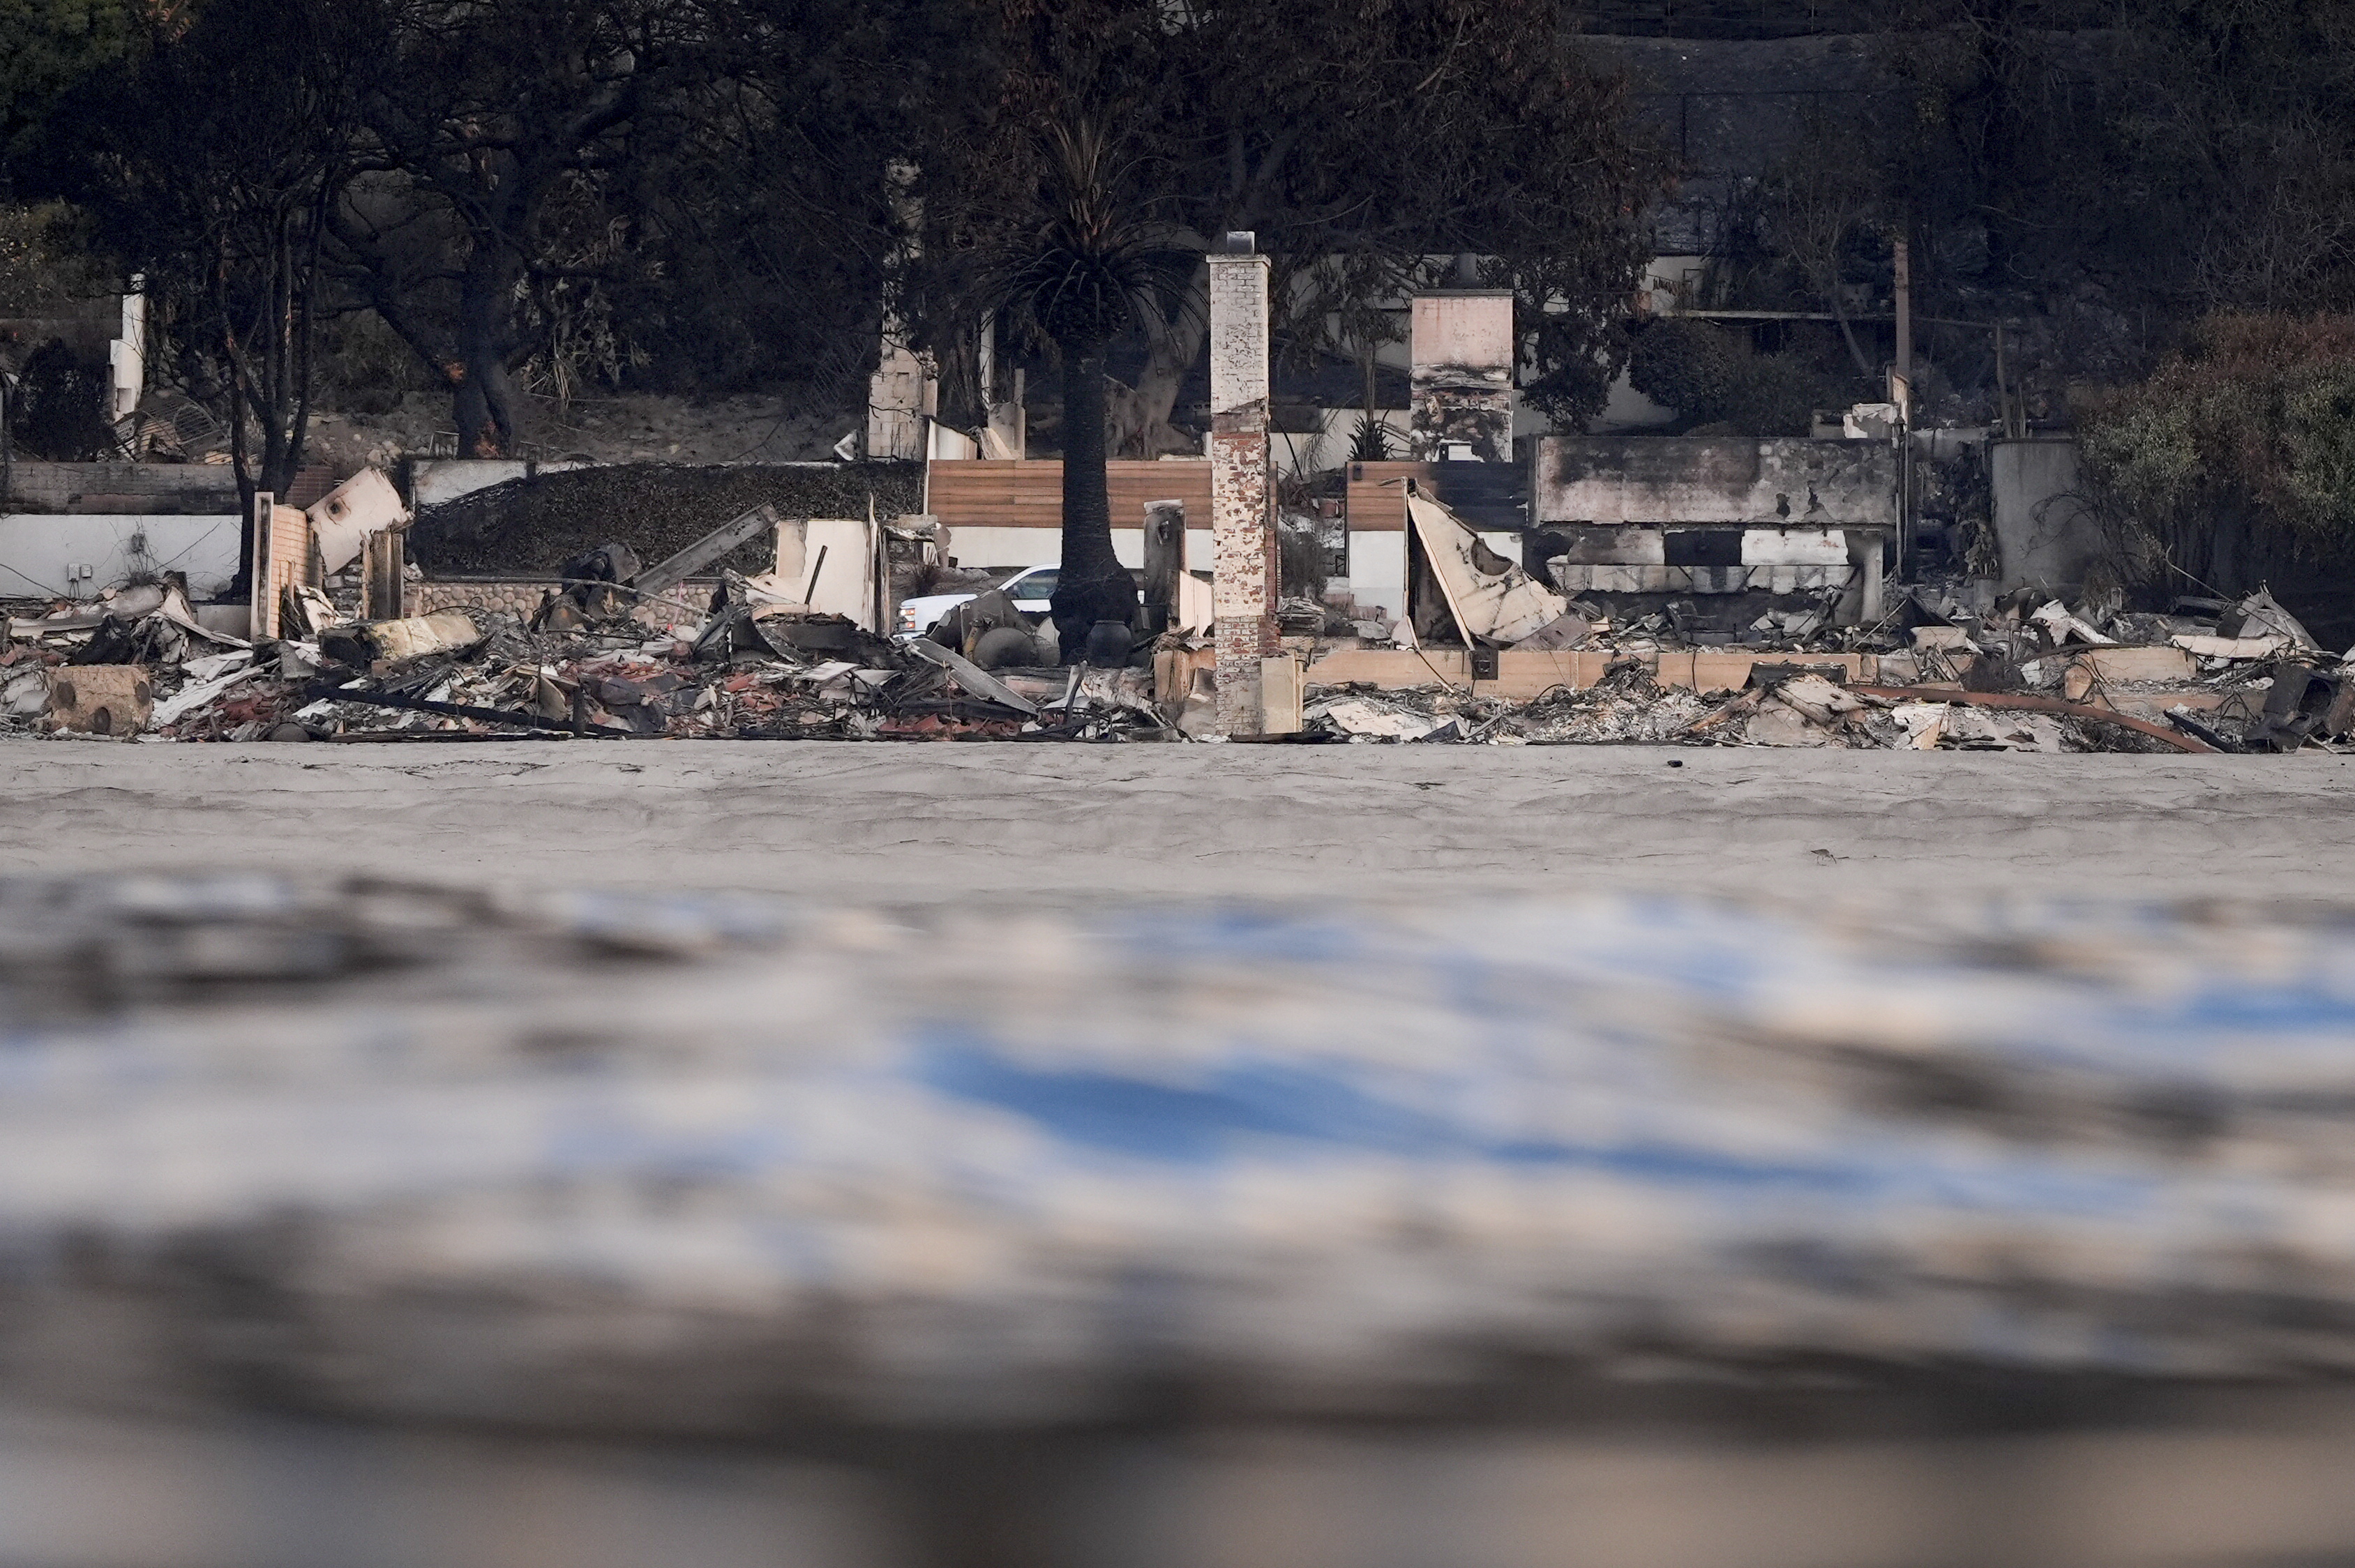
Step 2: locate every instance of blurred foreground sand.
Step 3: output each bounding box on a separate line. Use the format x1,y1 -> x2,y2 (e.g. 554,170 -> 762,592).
8,741 -> 2355,1568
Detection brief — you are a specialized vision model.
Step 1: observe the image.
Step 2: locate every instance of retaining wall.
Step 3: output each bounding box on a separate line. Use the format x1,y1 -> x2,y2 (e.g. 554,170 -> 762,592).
410,577 -> 718,628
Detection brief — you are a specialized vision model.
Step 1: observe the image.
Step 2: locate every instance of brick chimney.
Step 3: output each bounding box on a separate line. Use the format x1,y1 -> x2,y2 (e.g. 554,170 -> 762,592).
1207,232 -> 1275,737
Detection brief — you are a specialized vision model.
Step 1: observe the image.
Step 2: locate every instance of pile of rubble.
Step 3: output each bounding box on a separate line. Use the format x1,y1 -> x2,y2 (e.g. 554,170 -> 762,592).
1279,484 -> 2347,751
1301,660 -> 1720,744
1264,483 -> 2345,753
4,459 -> 2345,751
2,564 -> 1177,744
1659,581 -> 2348,753
7,568 -> 2342,751
1289,582 -> 2345,752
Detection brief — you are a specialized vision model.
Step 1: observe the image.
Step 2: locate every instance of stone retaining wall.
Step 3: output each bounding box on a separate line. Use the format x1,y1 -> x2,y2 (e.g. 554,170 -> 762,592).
409,578 -> 717,627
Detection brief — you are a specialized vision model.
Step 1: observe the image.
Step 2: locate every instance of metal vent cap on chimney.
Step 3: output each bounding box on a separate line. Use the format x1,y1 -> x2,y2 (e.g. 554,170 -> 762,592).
1219,231 -> 1256,254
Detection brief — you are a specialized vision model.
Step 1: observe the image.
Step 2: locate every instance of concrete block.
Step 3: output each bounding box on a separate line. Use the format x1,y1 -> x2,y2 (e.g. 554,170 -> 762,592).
1547,526 -> 1666,566
1991,439 -> 2101,592
46,665 -> 152,735
2077,647 -> 2197,685
1741,527 -> 1846,566
1261,654 -> 1303,734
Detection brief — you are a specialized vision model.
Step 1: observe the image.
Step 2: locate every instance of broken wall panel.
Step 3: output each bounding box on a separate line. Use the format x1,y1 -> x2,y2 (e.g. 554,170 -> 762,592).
1345,460 -> 1528,633
1406,489 -> 1567,645
248,496 -> 315,641
1529,436 -> 1890,623
306,469 -> 408,575
1534,437 -> 1896,529
771,516 -> 885,631
636,505 -> 782,601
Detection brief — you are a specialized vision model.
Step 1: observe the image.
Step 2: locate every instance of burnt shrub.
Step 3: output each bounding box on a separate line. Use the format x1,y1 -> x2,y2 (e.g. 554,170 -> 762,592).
1628,317 -> 1826,437
1628,317 -> 1738,421
2076,312 -> 2355,607
8,338 -> 113,460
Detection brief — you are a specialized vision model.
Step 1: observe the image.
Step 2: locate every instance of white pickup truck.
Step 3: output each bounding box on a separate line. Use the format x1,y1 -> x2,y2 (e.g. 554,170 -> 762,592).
895,564 -> 1060,639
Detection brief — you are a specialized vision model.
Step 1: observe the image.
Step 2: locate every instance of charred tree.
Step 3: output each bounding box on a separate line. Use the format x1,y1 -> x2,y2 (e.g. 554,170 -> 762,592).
900,0 -> 1666,458
329,1 -> 719,458
986,121 -> 1161,656
52,0 -> 360,581
1054,349 -> 1127,651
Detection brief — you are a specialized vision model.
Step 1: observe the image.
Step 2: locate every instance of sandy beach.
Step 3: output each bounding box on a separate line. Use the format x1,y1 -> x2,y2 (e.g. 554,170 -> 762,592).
3,739 -> 2344,903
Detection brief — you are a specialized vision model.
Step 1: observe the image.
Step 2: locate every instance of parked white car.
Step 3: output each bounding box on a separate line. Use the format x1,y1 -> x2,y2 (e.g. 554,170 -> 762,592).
896,564 -> 1060,639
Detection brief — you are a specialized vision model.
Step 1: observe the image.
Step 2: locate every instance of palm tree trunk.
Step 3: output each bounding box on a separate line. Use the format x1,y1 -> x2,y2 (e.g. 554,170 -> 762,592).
1051,349 -> 1138,661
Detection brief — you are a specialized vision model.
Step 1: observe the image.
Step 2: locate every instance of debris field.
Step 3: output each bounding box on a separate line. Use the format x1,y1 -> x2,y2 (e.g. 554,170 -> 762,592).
2,469 -> 2345,753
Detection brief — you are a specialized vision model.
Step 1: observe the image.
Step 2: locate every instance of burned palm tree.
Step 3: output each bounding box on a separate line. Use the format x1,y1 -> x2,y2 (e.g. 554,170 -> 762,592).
995,121 -> 1176,660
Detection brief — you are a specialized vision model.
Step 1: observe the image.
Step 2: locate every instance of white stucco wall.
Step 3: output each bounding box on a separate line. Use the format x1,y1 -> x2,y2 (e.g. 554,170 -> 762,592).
943,526 -> 1217,577
1266,409 -> 1415,479
1346,532 -> 1407,626
945,520 -> 1410,626
1590,370 -> 1680,435
0,514 -> 243,599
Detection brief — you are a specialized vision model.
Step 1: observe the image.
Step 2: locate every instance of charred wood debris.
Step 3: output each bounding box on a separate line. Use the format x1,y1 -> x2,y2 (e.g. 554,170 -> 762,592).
0,541 -> 2345,755
0,548 -> 1173,744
